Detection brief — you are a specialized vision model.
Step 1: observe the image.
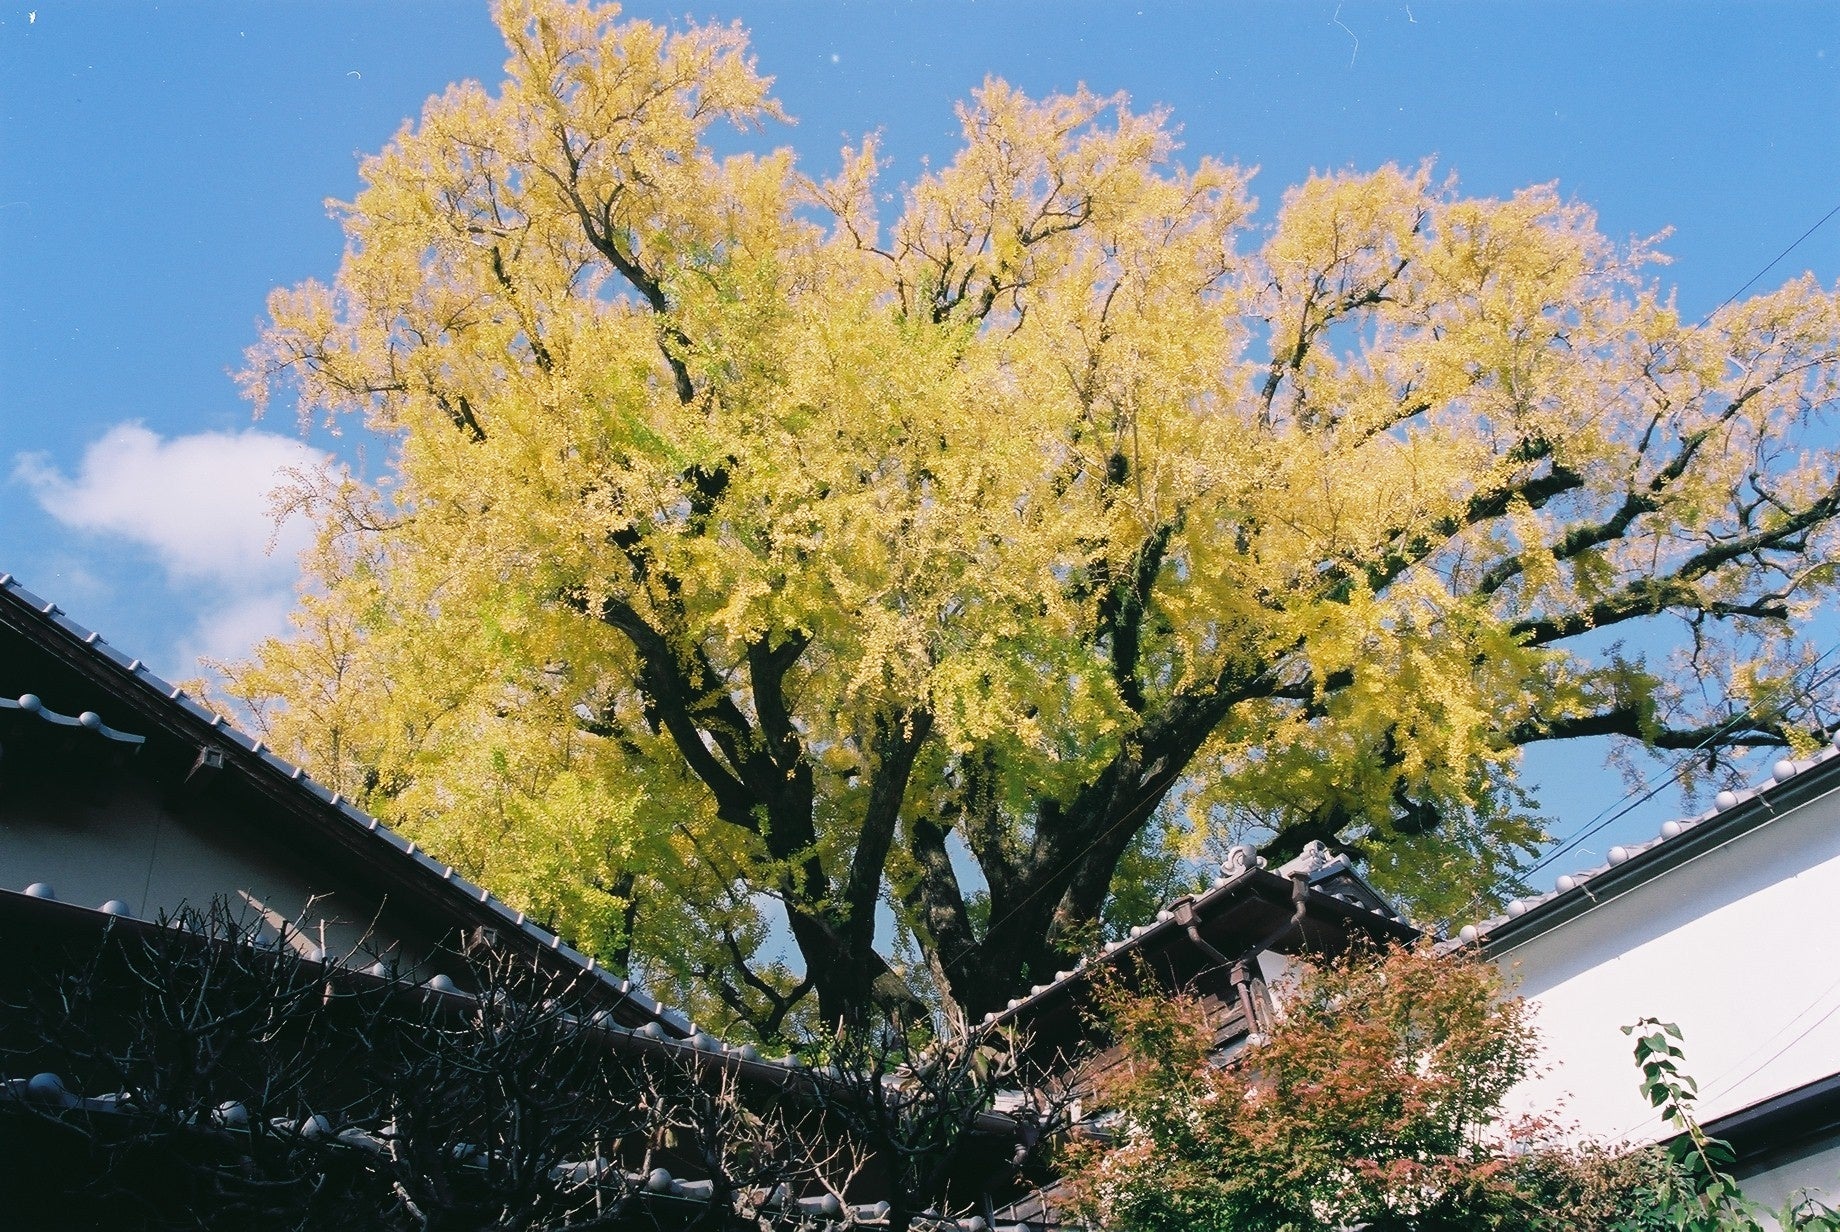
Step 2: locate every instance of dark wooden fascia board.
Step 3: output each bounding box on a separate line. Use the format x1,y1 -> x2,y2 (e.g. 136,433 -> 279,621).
1700,1071 -> 1840,1166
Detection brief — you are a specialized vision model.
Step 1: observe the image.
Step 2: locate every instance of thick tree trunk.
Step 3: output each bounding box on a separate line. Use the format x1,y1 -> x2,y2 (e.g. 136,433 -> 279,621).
912,672 -> 1252,1020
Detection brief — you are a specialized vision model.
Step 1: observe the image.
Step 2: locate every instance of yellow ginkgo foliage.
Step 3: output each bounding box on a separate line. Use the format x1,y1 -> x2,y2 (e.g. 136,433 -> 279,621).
230,0 -> 1840,1037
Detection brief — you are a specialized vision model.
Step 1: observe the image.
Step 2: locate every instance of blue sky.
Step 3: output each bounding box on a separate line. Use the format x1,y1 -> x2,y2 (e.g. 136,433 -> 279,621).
2,1 -> 1836,887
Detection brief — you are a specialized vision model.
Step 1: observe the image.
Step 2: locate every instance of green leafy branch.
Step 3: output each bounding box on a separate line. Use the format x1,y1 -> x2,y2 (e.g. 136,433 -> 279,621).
1623,1017 -> 1840,1232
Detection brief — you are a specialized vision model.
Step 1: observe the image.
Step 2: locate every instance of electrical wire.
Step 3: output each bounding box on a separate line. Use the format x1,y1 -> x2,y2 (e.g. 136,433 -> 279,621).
1516,643 -> 1840,888
1700,997 -> 1840,1114
1610,989 -> 1840,1146
1697,968 -> 1840,1106
1452,195 -> 1840,904
939,621 -> 1839,975
938,198 -> 1840,969
1699,200 -> 1840,324
937,798 -> 1156,977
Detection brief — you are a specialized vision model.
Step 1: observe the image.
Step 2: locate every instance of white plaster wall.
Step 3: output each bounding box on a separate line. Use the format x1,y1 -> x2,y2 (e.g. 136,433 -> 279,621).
1257,948 -> 1298,1017
1742,1134 -> 1840,1219
0,777 -> 415,963
1496,778 -> 1840,1162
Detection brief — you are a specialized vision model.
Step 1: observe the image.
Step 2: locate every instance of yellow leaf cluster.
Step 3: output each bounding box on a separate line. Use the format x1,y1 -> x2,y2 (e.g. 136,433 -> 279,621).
229,0 -> 1840,1024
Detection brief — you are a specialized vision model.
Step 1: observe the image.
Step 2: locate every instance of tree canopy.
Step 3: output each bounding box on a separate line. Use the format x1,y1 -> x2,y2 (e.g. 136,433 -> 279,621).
231,0 -> 1840,1036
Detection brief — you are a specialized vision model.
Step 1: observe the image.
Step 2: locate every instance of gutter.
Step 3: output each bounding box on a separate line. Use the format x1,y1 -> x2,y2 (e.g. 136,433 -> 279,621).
1175,869 -> 1309,1036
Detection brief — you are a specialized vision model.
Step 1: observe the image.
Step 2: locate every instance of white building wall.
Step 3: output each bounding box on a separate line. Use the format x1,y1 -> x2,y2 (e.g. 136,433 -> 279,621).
1744,1136 -> 1840,1216
0,776 -> 418,964
1495,775 -> 1840,1185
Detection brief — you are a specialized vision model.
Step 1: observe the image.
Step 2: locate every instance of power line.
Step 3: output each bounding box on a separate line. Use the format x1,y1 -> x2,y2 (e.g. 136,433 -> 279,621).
939,199 -> 1840,970
1443,642 -> 1840,937
1612,986 -> 1840,1146
1698,199 -> 1840,325
1518,643 -> 1840,887
1697,967 -> 1840,1106
1456,195 -> 1840,906
937,797 -> 1153,978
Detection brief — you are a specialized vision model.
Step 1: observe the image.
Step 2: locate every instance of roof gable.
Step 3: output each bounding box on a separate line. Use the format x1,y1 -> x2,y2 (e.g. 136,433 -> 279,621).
0,571 -> 693,1037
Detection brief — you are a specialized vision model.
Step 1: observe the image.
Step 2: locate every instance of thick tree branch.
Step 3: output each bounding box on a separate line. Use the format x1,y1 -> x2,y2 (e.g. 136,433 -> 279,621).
487,243 -> 556,373
1094,522 -> 1175,713
1261,253 -> 1414,412
583,595 -> 757,830
907,814 -> 981,1012
1512,476 -> 1840,646
934,658 -> 1287,1009
1365,450 -> 1584,597
432,390 -> 487,443
546,170 -> 698,404
1479,388 -> 1773,598
842,707 -> 933,952
1506,705 -> 1797,750
745,629 -> 811,768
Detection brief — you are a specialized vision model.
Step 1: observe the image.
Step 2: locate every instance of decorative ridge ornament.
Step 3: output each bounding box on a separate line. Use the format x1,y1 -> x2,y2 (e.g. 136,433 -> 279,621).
0,692 -> 146,747
1221,843 -> 1261,878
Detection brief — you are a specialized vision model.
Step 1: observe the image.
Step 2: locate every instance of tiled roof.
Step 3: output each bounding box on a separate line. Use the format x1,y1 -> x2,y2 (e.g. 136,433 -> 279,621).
1452,734 -> 1840,952
0,570 -> 695,1038
981,839 -> 1413,1029
2,886 -> 1026,1228
1,578 -> 1065,1229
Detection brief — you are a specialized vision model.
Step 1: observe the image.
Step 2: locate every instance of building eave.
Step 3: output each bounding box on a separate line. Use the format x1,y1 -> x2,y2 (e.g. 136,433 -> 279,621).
983,846 -> 1417,1036
0,571 -> 694,1037
1470,741 -> 1840,957
1701,1071 -> 1840,1168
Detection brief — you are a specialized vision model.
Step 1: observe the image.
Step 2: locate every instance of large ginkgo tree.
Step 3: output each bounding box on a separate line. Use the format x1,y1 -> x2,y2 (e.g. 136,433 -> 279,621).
231,0 -> 1840,1035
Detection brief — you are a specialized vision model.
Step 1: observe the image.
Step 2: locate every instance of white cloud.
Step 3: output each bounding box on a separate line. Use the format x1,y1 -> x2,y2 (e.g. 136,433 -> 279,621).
18,551 -> 113,606
176,590 -> 300,673
13,422 -> 333,672
14,422 -> 328,583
